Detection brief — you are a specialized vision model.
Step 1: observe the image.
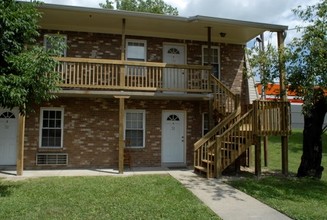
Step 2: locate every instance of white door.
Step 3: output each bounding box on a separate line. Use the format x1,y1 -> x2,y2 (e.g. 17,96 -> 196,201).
162,111 -> 185,164
0,109 -> 18,165
163,44 -> 186,90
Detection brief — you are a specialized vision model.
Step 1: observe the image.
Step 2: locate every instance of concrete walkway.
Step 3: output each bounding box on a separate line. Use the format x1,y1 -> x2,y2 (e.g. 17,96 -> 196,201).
0,168 -> 292,220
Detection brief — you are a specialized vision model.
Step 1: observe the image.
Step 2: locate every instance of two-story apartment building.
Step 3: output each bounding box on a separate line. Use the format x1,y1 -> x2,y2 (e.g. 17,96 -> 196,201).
0,3 -> 290,176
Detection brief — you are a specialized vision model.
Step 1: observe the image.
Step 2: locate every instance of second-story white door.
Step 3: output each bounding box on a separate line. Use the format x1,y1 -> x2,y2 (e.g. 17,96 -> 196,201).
163,44 -> 186,90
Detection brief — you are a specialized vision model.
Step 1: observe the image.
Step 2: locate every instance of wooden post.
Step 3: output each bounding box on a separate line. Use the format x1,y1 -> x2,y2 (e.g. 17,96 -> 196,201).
254,135 -> 261,177
120,18 -> 126,87
259,33 -> 269,167
115,96 -> 130,174
16,114 -> 25,176
278,31 -> 288,176
215,135 -> 222,178
207,27 -> 215,130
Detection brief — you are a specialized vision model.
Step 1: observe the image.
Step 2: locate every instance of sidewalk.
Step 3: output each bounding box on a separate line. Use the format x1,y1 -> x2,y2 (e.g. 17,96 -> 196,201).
0,168 -> 292,220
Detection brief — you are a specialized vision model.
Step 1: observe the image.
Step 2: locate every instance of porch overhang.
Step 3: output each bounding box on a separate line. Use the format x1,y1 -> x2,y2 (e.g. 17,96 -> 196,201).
54,90 -> 212,101
37,3 -> 288,45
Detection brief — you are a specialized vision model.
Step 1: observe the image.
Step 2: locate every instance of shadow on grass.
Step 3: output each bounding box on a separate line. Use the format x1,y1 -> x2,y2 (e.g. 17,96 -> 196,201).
229,175 -> 327,203
0,180 -> 20,197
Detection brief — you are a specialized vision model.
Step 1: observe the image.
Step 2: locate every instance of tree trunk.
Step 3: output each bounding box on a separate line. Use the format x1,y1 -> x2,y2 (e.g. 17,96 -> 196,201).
297,96 -> 327,179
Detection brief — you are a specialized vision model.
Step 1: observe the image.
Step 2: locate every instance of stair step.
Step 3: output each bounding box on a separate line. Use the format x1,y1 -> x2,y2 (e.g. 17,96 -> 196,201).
202,159 -> 214,164
194,165 -> 207,173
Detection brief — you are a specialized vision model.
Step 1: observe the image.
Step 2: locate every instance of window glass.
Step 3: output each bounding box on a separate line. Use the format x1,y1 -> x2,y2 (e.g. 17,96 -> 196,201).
44,34 -> 67,57
40,109 -> 64,148
126,40 -> 146,61
125,110 -> 145,148
203,113 -> 209,135
203,46 -> 220,79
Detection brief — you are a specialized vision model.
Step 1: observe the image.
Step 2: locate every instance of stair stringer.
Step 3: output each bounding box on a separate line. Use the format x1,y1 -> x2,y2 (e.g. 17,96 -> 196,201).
212,109 -> 254,177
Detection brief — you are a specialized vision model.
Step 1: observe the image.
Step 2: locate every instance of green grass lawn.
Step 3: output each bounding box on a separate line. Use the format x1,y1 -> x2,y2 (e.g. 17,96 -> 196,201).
0,175 -> 219,220
228,129 -> 327,220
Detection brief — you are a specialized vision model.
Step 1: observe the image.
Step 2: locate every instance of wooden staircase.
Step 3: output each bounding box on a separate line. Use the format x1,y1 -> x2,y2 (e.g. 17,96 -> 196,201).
194,75 -> 291,178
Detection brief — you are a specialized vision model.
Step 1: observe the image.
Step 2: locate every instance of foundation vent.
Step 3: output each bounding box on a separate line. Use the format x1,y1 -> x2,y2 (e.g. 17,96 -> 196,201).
36,153 -> 68,165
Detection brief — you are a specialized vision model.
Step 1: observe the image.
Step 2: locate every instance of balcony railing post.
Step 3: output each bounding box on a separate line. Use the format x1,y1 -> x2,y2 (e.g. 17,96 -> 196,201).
120,65 -> 125,87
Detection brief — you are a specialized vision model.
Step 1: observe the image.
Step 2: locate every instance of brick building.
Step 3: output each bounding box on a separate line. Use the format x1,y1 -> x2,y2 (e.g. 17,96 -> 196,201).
0,3 -> 289,175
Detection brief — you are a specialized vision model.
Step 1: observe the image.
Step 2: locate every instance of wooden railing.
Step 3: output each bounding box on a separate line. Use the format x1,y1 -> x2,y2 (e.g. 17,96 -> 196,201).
214,110 -> 254,177
211,76 -> 238,117
54,57 -> 212,93
193,76 -> 241,177
193,109 -> 241,177
194,99 -> 291,178
253,100 -> 291,136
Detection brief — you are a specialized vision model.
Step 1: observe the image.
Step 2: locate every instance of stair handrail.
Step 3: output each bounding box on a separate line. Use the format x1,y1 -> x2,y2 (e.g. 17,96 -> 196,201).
210,75 -> 239,114
210,75 -> 236,100
194,108 -> 241,151
213,108 -> 254,177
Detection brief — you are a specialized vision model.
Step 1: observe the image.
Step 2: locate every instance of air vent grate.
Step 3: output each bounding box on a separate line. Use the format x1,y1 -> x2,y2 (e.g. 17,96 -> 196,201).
36,153 -> 68,165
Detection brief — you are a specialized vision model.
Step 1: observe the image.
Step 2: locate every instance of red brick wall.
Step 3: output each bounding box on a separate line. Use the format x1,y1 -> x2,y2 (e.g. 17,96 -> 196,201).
24,97 -> 208,169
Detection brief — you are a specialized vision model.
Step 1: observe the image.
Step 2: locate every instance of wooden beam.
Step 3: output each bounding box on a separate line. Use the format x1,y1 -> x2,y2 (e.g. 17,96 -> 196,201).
207,26 -> 215,130
278,31 -> 288,176
254,135 -> 261,177
16,114 -> 25,176
115,95 -> 130,174
120,18 -> 126,87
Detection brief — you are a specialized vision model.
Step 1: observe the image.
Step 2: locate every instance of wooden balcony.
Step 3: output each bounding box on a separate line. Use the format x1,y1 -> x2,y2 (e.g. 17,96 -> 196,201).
54,57 -> 212,93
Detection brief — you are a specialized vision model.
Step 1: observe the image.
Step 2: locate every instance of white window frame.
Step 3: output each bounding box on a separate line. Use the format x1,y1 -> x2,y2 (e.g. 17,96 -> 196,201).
124,109 -> 146,148
39,107 -> 64,148
44,34 -> 67,57
126,39 -> 147,77
202,112 -> 209,136
202,46 -> 220,79
126,39 -> 147,61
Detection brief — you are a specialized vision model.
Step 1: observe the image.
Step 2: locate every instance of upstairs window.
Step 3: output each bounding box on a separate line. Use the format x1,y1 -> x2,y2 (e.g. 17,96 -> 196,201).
126,39 -> 147,76
202,46 -> 220,79
126,39 -> 146,61
44,34 -> 67,57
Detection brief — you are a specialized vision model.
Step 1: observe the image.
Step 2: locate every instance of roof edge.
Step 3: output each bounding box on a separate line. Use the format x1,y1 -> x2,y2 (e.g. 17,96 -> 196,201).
35,2 -> 288,31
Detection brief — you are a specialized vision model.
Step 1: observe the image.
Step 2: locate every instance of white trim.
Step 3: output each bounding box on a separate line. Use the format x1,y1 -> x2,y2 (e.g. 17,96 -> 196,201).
202,45 -> 220,79
126,39 -> 147,61
39,107 -> 64,149
124,109 -> 146,148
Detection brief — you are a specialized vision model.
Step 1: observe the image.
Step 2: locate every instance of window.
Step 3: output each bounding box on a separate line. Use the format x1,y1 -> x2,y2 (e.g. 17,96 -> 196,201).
44,34 -> 67,57
126,39 -> 147,76
125,110 -> 145,148
0,112 -> 15,118
202,46 -> 220,79
40,108 -> 64,148
126,39 -> 146,61
202,113 -> 209,135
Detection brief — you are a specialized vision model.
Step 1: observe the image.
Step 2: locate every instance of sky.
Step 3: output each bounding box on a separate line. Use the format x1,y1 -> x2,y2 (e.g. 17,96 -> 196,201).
39,0 -> 320,44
